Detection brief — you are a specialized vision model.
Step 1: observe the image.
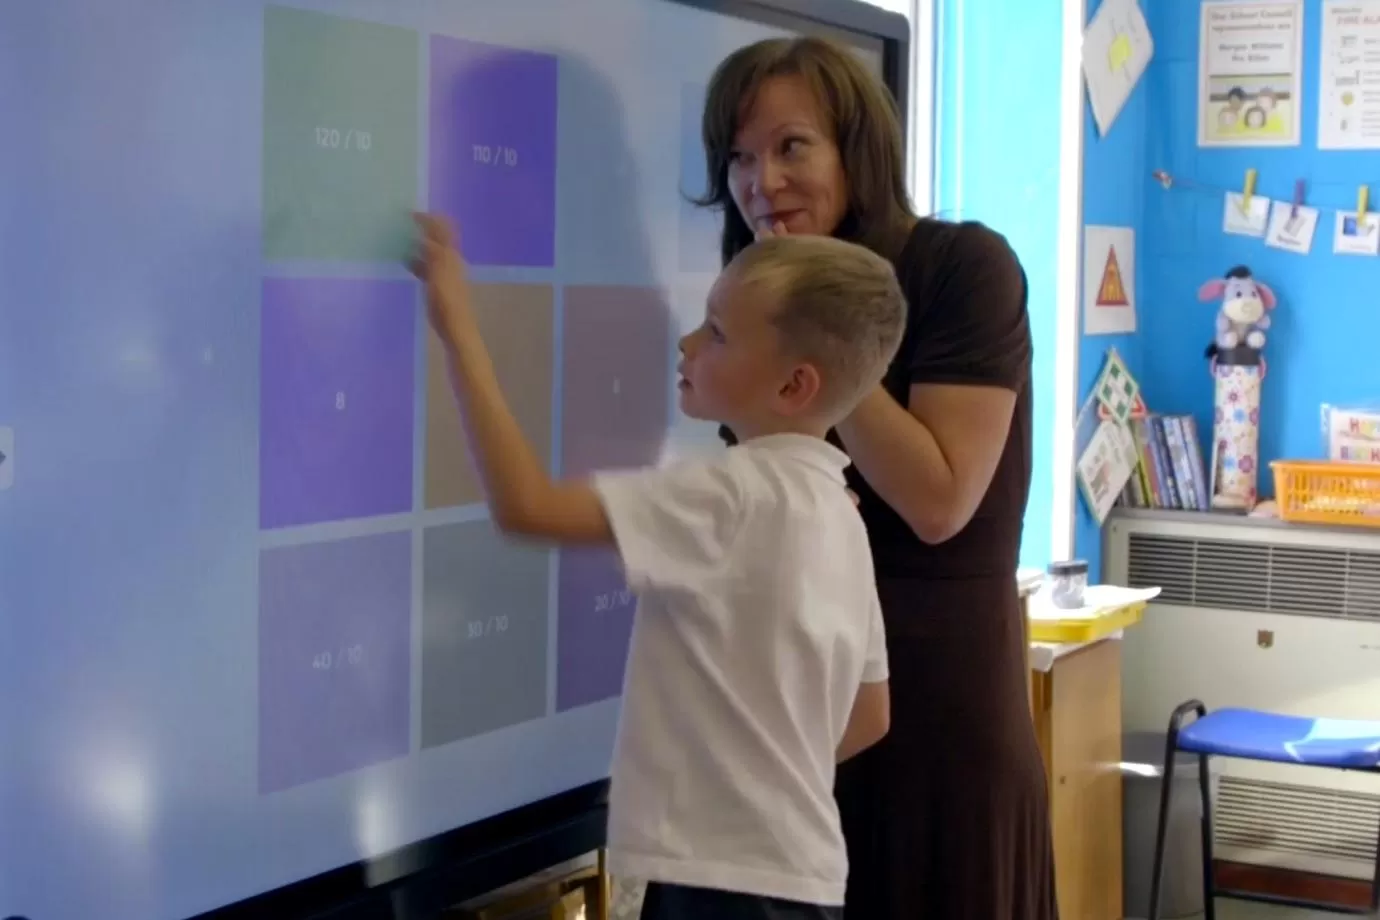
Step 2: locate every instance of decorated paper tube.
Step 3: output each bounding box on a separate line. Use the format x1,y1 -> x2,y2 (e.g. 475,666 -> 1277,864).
1211,356 -> 1263,510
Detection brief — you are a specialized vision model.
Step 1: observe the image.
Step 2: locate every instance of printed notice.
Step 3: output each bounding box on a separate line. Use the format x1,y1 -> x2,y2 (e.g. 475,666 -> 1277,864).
1199,0 -> 1304,146
1318,0 -> 1380,149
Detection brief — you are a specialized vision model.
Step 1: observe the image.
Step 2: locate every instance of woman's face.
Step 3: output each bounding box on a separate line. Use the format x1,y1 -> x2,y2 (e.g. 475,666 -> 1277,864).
727,75 -> 848,238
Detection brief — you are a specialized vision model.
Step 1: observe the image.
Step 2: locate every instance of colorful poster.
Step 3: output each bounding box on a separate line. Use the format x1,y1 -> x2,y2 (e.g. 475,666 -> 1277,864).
1198,0 -> 1304,146
1077,419 -> 1138,525
1082,225 -> 1137,335
1318,0 -> 1380,149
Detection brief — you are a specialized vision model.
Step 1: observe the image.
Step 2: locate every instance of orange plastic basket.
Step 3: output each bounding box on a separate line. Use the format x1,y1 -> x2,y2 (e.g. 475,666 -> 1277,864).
1270,460 -> 1380,527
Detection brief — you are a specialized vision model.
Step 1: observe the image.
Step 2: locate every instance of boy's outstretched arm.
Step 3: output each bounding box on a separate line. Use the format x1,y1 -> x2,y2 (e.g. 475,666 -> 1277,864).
411,213 -> 613,545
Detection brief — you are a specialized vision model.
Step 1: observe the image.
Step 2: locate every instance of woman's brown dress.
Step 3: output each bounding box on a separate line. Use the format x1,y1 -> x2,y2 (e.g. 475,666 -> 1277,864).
832,217 -> 1058,919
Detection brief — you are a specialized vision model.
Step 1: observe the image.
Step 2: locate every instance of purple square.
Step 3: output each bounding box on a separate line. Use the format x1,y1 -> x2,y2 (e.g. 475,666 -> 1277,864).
561,286 -> 673,476
429,37 -> 557,267
259,532 -> 412,793
260,278 -> 416,529
556,548 -> 635,711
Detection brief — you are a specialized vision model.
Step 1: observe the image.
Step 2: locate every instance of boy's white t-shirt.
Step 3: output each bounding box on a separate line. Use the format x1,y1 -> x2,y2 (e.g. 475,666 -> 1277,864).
590,433 -> 888,907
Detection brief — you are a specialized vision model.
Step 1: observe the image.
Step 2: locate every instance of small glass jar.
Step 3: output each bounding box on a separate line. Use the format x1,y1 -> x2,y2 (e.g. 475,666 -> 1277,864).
1047,560 -> 1089,610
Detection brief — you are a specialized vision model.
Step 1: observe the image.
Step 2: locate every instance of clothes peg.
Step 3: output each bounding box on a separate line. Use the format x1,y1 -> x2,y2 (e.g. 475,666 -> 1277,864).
1151,169 -> 1174,190
1291,179 -> 1305,218
1358,184 -> 1370,224
1241,168 -> 1258,213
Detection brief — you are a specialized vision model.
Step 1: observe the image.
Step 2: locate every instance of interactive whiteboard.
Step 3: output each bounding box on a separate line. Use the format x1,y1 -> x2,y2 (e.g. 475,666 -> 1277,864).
0,1 -> 898,917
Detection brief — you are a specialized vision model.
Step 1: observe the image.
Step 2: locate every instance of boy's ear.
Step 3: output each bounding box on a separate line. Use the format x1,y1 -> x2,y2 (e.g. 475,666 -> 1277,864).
776,362 -> 825,416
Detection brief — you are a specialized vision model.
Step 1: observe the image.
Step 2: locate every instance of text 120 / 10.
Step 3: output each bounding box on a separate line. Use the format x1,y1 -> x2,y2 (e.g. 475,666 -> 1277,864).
315,126 -> 373,151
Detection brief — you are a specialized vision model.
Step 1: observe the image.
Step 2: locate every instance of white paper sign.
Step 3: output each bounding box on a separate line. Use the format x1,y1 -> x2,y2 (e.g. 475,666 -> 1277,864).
1199,0 -> 1305,146
1083,0 -> 1155,136
1334,211 -> 1380,255
1265,200 -> 1320,252
1328,407 -> 1380,461
1082,225 -> 1137,335
1318,0 -> 1380,150
1223,192 -> 1271,236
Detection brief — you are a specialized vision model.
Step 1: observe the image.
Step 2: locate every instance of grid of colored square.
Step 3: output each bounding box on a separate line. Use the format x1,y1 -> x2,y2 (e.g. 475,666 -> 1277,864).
254,7 -> 692,783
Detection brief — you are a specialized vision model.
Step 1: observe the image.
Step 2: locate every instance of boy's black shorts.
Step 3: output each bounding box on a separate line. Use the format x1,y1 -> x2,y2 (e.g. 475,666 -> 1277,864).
639,882 -> 841,920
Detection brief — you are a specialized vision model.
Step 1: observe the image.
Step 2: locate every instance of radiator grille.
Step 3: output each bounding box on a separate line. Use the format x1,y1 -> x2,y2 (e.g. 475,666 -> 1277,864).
1126,534 -> 1380,621
1217,776 -> 1380,865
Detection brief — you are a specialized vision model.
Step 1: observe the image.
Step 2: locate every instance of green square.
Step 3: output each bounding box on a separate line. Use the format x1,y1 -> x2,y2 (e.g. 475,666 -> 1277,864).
263,6 -> 419,263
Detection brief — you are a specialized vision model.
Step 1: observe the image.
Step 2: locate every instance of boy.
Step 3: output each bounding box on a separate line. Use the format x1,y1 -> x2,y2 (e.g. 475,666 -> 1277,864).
411,214 -> 905,920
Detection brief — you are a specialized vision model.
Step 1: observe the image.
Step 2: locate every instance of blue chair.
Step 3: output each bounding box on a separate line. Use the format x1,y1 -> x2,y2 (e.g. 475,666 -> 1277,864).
1149,701 -> 1380,919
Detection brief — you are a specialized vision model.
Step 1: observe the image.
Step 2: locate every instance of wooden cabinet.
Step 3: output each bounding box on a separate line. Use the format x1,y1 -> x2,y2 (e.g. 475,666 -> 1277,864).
1031,638 -> 1125,920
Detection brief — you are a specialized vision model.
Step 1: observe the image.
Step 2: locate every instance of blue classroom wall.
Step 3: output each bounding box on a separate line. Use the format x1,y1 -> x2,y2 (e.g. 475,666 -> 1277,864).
1075,0 -> 1150,578
1138,0 -> 1380,492
934,0 -> 1068,570
1072,0 -> 1380,579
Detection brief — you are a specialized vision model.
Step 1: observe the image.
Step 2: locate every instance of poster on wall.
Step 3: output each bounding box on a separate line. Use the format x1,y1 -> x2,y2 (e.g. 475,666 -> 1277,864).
1318,0 -> 1380,149
1082,0 -> 1155,136
1082,225 -> 1137,336
1198,0 -> 1304,147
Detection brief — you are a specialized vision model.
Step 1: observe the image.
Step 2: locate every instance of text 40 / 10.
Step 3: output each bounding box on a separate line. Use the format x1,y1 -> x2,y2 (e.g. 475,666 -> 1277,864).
472,144 -> 518,167
312,645 -> 364,671
315,126 -> 372,151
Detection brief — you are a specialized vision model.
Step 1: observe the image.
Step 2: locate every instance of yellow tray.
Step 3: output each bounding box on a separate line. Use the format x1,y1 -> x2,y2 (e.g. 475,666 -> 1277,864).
1028,601 -> 1146,644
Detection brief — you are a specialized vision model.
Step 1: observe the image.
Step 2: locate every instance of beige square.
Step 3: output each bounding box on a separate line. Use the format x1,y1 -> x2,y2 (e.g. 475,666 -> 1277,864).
425,284 -> 554,509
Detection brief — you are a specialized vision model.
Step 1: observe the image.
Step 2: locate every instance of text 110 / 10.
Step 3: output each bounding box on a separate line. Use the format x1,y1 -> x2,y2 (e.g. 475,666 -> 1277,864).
472,145 -> 518,167
315,126 -> 373,151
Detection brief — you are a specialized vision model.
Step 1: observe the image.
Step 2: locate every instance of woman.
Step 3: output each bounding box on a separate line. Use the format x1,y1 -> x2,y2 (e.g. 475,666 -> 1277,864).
697,37 -> 1058,919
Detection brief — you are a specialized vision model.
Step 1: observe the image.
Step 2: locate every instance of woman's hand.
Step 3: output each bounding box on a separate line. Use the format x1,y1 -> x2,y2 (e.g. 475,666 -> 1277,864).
755,219 -> 789,240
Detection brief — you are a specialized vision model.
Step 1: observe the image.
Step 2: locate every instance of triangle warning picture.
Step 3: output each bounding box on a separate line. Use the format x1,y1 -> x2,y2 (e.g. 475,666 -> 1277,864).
1096,247 -> 1130,307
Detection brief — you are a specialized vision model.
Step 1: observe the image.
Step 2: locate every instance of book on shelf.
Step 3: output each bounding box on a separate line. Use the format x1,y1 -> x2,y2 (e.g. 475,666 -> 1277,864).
1116,413 -> 1212,511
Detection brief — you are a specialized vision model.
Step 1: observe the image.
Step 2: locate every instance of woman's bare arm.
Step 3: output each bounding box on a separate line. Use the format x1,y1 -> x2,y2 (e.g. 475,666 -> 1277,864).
836,222 -> 1029,544
836,384 -> 1016,543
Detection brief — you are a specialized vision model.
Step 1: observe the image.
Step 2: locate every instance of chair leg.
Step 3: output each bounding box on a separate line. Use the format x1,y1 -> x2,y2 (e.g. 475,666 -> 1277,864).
1150,701 -> 1208,920
1198,753 -> 1216,920
1147,726 -> 1179,920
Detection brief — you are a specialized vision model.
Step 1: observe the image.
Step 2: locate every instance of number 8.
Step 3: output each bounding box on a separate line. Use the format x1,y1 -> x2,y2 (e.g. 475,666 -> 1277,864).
335,391 -> 346,410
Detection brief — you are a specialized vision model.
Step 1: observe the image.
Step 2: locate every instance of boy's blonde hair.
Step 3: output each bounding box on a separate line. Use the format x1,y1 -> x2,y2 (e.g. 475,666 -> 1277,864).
730,235 -> 907,422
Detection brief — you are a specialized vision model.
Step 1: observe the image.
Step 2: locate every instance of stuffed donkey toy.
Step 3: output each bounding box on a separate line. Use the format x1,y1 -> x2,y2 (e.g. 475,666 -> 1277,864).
1200,265 -> 1277,361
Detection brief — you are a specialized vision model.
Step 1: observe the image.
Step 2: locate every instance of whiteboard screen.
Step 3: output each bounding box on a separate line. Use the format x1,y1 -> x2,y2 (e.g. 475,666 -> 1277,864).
0,1 -> 897,917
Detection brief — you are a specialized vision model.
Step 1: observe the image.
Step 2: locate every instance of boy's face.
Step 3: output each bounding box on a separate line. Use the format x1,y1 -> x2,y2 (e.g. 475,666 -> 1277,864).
676,271 -> 823,434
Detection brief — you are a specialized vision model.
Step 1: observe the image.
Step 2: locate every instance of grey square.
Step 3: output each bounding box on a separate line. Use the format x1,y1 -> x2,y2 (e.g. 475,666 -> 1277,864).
421,521 -> 550,747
